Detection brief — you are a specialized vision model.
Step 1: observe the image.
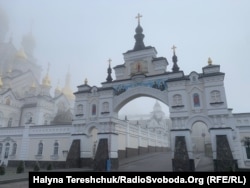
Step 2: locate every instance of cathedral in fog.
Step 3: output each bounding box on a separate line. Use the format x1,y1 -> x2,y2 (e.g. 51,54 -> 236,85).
0,8 -> 77,167
0,30 -> 75,126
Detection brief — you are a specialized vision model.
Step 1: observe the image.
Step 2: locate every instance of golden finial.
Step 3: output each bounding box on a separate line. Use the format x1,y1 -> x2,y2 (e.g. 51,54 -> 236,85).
84,78 -> 88,85
171,45 -> 177,54
208,57 -> 212,65
135,13 -> 142,24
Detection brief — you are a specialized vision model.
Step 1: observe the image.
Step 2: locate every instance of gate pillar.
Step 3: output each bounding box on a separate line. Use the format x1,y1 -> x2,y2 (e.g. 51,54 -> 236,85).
210,128 -> 238,171
97,131 -> 119,170
171,129 -> 195,171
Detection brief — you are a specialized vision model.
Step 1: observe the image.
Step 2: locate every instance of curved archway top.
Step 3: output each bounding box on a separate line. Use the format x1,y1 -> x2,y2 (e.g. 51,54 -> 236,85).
186,115 -> 213,130
86,123 -> 100,135
113,86 -> 169,112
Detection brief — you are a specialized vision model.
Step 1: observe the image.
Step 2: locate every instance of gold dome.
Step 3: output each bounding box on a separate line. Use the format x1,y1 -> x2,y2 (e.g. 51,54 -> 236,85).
15,48 -> 27,60
42,74 -> 51,86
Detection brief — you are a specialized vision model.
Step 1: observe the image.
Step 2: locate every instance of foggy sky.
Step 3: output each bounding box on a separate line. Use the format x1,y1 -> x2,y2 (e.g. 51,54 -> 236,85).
1,0 -> 250,116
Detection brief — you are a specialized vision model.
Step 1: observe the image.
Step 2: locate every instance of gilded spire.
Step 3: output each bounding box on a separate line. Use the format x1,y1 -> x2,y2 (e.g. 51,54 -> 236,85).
42,62 -> 51,86
62,68 -> 75,100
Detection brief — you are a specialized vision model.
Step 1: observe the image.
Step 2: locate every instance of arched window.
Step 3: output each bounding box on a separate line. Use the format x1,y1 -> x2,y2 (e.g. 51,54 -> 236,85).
193,93 -> 200,107
4,143 -> 10,158
37,142 -> 43,155
92,104 -> 96,116
53,141 -> 59,155
211,90 -> 221,103
12,143 -> 17,155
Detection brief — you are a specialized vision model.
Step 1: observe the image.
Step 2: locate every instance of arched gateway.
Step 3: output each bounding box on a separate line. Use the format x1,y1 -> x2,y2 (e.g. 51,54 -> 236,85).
71,15 -> 249,171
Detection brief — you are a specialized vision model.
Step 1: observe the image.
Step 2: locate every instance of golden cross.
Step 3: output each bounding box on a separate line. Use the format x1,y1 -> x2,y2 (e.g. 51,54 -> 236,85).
171,45 -> 177,54
108,58 -> 112,66
135,13 -> 142,24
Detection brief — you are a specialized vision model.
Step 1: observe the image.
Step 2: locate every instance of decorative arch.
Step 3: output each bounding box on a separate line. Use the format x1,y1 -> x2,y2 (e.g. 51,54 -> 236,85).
186,115 -> 213,130
87,123 -> 100,135
113,86 -> 168,112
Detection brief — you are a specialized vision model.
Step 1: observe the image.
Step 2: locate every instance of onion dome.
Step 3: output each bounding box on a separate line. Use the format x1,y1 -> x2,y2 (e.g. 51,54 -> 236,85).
15,48 -> 27,60
133,13 -> 145,51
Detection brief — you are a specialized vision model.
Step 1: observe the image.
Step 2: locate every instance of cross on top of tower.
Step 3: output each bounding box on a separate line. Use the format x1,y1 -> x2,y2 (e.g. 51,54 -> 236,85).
135,13 -> 142,24
108,58 -> 112,66
171,45 -> 177,54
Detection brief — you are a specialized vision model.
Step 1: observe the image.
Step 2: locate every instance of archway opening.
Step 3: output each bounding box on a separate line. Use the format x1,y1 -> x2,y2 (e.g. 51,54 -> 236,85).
119,97 -> 170,120
191,122 -> 210,153
117,96 -> 172,157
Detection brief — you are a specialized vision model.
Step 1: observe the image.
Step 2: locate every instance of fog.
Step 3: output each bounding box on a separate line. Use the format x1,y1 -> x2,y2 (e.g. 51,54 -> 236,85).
1,0 -> 250,116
